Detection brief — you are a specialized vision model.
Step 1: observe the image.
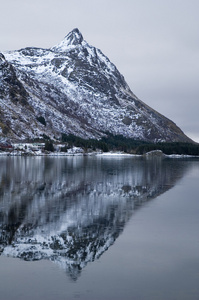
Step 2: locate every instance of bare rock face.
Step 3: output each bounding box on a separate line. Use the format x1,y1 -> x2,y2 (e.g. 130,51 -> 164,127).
0,29 -> 192,142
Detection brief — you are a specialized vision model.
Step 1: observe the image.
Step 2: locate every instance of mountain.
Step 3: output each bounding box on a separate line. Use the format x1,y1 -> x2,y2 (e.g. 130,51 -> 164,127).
0,28 -> 192,142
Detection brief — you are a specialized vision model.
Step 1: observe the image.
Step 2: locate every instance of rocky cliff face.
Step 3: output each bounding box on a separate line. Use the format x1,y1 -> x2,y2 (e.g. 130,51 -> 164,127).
0,28 -> 192,142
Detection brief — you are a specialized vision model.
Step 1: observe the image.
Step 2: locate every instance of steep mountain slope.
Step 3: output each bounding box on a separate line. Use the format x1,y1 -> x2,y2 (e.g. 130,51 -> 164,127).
0,28 -> 192,142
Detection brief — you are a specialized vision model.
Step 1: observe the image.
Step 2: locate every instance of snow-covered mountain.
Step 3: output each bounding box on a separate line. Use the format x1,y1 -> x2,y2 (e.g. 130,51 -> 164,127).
0,28 -> 192,142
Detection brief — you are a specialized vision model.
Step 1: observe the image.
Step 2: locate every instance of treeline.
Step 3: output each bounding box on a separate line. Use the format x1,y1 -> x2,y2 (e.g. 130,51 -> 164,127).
61,133 -> 199,155
61,133 -> 110,152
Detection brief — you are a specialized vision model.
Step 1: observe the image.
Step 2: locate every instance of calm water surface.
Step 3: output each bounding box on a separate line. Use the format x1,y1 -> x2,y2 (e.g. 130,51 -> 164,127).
0,155 -> 199,300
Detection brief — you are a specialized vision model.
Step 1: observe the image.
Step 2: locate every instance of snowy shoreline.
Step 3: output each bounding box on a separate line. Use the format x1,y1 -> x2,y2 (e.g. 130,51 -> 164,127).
0,150 -> 198,158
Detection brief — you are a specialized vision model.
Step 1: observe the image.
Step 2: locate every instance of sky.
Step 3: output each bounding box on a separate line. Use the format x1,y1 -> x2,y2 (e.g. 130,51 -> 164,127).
0,0 -> 199,142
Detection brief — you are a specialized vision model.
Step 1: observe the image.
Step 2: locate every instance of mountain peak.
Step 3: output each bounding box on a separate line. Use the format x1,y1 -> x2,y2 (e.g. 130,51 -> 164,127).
0,52 -> 6,61
51,28 -> 84,52
65,28 -> 83,45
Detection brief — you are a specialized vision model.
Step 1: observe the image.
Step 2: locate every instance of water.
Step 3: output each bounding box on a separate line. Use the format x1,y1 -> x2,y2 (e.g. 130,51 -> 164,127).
0,155 -> 199,300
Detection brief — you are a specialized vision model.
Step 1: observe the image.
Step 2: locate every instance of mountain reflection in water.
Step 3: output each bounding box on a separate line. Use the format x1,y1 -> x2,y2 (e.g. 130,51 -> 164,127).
0,156 -> 189,280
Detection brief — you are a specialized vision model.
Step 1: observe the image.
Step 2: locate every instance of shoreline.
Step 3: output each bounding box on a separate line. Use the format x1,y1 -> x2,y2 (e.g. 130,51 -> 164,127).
0,150 -> 198,159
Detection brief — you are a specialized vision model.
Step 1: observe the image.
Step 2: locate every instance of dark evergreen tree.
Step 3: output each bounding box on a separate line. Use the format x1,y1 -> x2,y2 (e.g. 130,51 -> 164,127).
44,140 -> 54,152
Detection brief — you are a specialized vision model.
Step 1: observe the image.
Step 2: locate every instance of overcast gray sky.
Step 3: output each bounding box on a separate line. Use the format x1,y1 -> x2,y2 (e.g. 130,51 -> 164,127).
1,0 -> 199,142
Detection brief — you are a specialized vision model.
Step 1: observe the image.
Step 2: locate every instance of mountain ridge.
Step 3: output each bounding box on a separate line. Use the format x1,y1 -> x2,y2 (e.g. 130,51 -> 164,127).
0,28 -> 193,143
